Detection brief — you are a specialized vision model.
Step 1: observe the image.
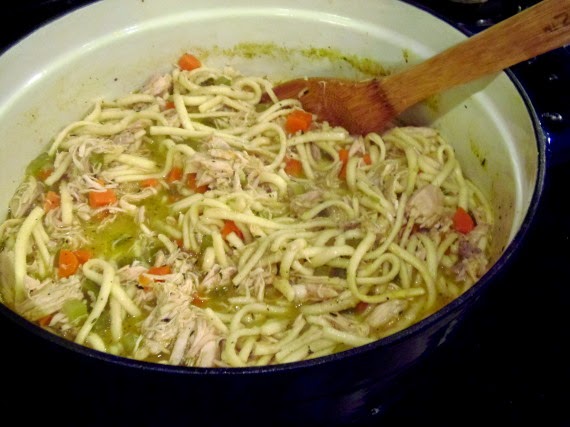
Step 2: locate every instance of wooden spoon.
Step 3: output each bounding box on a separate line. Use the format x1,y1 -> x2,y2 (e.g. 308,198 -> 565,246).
269,0 -> 570,135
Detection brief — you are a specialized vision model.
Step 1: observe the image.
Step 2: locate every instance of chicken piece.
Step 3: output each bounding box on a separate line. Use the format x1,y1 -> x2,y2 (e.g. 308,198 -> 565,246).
15,276 -> 84,322
200,265 -> 237,292
138,280 -> 222,366
289,190 -> 324,216
365,299 -> 407,328
195,339 -> 219,367
141,73 -> 172,97
292,283 -> 339,303
453,224 -> 490,282
406,184 -> 444,227
118,263 -> 148,283
184,317 -> 222,367
9,177 -> 42,218
321,312 -> 370,337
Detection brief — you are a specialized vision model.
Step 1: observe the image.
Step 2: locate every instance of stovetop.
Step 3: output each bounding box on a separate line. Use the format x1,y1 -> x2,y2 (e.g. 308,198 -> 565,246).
1,1 -> 570,426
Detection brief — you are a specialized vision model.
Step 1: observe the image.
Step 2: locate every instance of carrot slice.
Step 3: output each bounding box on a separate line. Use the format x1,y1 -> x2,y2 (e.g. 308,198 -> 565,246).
166,167 -> 183,183
44,191 -> 61,212
221,220 -> 244,240
191,293 -> 207,308
284,157 -> 303,177
178,53 -> 202,71
140,178 -> 159,188
139,265 -> 172,289
73,249 -> 93,265
363,153 -> 372,165
88,189 -> 117,208
58,249 -> 79,278
338,148 -> 350,179
355,301 -> 369,314
148,265 -> 171,275
453,207 -> 475,234
187,173 -> 208,193
37,167 -> 54,182
285,110 -> 313,134
164,101 -> 176,110
138,274 -> 152,288
38,314 -> 54,327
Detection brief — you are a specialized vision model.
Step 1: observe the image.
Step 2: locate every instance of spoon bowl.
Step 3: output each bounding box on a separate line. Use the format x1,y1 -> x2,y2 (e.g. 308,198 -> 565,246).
269,0 -> 570,134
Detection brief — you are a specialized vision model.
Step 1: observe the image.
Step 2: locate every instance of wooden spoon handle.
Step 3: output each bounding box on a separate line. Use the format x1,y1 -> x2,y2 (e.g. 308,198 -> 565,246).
384,0 -> 570,114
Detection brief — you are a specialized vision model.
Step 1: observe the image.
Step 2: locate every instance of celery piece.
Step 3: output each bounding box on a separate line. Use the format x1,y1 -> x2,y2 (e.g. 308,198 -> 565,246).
214,76 -> 232,86
122,332 -> 139,354
200,234 -> 213,253
62,299 -> 88,322
25,151 -> 53,178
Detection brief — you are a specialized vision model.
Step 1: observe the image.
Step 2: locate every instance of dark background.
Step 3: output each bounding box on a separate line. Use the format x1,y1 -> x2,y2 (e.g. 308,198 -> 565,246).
1,1 -> 569,426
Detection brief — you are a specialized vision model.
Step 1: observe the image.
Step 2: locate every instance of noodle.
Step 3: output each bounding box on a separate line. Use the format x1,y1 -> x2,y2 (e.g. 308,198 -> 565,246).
0,53 -> 493,367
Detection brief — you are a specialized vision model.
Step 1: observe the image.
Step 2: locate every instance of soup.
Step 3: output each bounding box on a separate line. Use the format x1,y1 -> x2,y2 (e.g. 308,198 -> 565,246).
0,53 -> 493,367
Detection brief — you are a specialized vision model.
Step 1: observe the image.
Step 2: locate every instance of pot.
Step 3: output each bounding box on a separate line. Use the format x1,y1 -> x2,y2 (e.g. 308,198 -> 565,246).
0,0 -> 565,425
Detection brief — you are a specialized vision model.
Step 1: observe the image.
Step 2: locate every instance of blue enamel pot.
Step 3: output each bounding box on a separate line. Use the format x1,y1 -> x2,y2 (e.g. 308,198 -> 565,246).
0,1 -> 568,425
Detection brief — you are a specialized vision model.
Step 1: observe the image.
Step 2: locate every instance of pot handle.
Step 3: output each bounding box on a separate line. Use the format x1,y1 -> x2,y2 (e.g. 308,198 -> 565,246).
509,46 -> 570,167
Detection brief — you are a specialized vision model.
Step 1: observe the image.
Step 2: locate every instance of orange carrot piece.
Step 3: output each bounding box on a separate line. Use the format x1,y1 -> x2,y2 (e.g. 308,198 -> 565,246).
221,220 -> 244,240
191,293 -> 207,308
73,249 -> 93,265
140,178 -> 159,188
38,314 -> 54,327
88,189 -> 117,208
37,168 -> 54,182
168,193 -> 182,203
338,148 -> 350,179
285,110 -> 313,134
138,274 -> 152,288
355,301 -> 369,314
139,265 -> 172,287
164,101 -> 176,110
284,157 -> 303,177
147,265 -> 172,276
363,153 -> 372,165
58,249 -> 80,278
178,53 -> 202,71
187,173 -> 208,193
166,167 -> 183,183
44,191 -> 61,212
139,265 -> 172,288
453,207 -> 475,234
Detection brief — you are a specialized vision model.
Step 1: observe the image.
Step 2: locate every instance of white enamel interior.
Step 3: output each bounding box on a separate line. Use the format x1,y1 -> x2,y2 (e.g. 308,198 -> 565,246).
0,0 -> 538,263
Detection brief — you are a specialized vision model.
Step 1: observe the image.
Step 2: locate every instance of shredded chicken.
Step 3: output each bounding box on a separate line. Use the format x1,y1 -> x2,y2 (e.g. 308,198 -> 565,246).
406,184 -> 445,228
9,177 -> 43,218
293,283 -> 339,302
138,281 -> 221,366
141,73 -> 172,97
453,224 -> 491,282
366,300 -> 408,329
16,276 -> 83,322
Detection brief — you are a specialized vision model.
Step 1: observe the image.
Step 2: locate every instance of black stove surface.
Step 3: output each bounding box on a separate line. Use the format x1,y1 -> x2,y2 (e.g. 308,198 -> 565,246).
1,1 -> 569,426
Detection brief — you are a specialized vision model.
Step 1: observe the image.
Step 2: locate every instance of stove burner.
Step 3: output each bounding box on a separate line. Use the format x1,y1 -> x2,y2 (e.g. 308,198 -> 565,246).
419,0 -> 541,30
